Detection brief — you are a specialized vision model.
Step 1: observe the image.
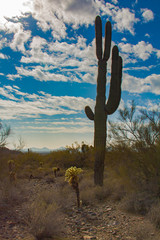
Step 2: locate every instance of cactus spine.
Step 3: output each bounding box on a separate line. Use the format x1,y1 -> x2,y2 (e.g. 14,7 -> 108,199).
85,16 -> 123,186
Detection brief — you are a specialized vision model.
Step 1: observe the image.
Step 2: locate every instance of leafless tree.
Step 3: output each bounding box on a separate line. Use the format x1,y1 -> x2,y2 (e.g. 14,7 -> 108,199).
0,122 -> 11,147
108,100 -> 160,150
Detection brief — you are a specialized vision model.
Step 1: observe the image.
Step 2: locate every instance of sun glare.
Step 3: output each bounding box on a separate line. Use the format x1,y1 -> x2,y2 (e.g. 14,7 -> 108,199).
0,0 -> 32,23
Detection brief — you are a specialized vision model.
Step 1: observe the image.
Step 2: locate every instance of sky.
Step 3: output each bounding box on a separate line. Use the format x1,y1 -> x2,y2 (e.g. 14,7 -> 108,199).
0,0 -> 160,150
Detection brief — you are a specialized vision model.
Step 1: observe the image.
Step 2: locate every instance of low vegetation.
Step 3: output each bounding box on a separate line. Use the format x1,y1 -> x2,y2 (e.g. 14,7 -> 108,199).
0,102 -> 160,239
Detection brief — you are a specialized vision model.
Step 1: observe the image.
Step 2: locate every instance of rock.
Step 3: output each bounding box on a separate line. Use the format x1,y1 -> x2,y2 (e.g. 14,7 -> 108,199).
83,235 -> 97,240
106,207 -> 112,211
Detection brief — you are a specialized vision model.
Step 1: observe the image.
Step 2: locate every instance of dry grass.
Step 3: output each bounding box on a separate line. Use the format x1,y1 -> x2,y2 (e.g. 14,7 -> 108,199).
24,190 -> 66,239
133,221 -> 158,240
0,179 -> 26,208
79,173 -> 112,205
148,201 -> 160,228
120,191 -> 156,215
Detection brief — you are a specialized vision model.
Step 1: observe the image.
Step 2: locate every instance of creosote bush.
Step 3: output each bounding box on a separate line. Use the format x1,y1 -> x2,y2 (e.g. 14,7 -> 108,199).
148,201 -> 160,228
133,221 -> 158,240
79,172 -> 112,205
0,179 -> 26,208
24,191 -> 65,240
120,191 -> 156,215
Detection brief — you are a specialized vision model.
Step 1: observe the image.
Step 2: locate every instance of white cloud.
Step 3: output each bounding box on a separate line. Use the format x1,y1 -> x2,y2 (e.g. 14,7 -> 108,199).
145,74 -> 160,95
0,0 -> 33,30
15,65 -> 69,82
0,0 -> 142,59
141,8 -> 154,22
3,0 -> 137,39
146,100 -> 160,112
145,33 -> 150,38
0,21 -> 31,53
8,35 -> 97,84
121,37 -> 127,42
111,0 -> 118,4
7,74 -> 21,81
156,50 -> 160,59
122,73 -> 160,95
123,65 -> 154,72
20,125 -> 93,134
112,8 -> 139,35
3,22 -> 22,34
31,0 -> 98,39
0,37 -> 8,49
0,86 -> 95,120
132,41 -> 153,60
118,43 -> 132,53
8,34 -> 160,84
7,23 -> 31,53
10,28 -> 31,53
97,2 -> 139,35
21,35 -> 95,64
118,41 -> 157,61
0,53 -> 9,59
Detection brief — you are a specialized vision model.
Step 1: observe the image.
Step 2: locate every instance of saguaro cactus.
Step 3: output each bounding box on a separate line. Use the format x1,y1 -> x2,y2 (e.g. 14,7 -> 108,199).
85,16 -> 123,186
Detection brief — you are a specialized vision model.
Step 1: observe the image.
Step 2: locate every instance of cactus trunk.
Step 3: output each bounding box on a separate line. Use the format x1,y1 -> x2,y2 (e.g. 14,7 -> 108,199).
94,60 -> 107,185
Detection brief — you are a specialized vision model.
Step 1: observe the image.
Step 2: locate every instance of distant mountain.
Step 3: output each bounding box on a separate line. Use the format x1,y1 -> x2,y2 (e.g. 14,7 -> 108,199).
23,147 -> 51,153
22,146 -> 65,153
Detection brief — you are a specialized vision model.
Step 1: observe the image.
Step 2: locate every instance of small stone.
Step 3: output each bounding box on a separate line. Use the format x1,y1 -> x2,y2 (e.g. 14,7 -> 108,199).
83,235 -> 97,240
106,207 -> 112,211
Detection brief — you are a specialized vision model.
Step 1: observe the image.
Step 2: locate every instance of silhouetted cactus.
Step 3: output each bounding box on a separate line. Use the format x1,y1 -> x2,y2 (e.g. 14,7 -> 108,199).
85,16 -> 123,186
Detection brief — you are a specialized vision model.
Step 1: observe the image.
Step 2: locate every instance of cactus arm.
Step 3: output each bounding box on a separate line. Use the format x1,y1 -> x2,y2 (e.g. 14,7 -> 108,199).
105,46 -> 123,115
85,106 -> 94,120
103,21 -> 112,61
95,16 -> 102,60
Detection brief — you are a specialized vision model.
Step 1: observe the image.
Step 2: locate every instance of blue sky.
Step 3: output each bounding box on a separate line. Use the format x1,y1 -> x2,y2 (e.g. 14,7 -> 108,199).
0,0 -> 160,149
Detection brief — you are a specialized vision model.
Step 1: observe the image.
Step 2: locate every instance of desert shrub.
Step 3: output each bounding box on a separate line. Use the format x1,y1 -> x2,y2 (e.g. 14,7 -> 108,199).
0,155 -> 8,178
79,175 -> 95,205
121,191 -> 156,215
54,184 -> 75,212
105,140 -> 160,200
0,148 -> 21,179
25,191 -> 65,240
80,184 -> 111,205
133,221 -> 157,240
79,172 -> 112,205
148,201 -> 160,228
94,185 -> 111,201
44,142 -> 94,169
0,179 -> 26,208
107,102 -> 160,198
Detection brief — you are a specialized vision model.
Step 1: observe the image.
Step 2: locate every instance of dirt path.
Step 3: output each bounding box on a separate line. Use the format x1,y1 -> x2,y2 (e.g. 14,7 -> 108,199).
64,201 -> 158,240
0,179 -> 159,240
